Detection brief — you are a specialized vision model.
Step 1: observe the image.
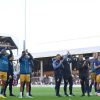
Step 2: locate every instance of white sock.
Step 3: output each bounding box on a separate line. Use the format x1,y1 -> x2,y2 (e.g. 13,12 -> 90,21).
26,92 -> 29,96
20,92 -> 22,97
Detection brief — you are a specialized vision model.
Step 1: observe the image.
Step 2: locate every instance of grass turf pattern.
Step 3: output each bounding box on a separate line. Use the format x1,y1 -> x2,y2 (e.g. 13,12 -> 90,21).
3,87 -> 100,100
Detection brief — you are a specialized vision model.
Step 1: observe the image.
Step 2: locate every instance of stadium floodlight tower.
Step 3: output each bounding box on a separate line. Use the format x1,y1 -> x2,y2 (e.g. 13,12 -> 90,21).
23,0 -> 44,81
23,0 -> 26,51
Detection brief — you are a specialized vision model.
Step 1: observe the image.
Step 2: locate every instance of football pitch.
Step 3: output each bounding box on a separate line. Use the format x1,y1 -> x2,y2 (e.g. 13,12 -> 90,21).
4,87 -> 100,100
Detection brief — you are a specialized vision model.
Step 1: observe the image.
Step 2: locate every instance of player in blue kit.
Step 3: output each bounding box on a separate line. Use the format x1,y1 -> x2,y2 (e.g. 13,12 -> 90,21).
94,54 -> 100,96
19,51 -> 34,98
0,47 -> 13,98
89,53 -> 98,95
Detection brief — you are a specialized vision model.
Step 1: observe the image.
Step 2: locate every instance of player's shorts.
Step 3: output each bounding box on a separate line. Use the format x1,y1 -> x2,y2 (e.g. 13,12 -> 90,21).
20,74 -> 30,82
91,72 -> 96,81
96,74 -> 100,83
0,72 -> 7,81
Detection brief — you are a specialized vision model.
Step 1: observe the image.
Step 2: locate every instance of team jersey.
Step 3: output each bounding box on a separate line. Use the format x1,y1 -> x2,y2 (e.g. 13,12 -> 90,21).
19,56 -> 31,74
0,55 -> 9,72
0,49 -> 12,72
90,58 -> 96,73
94,60 -> 100,75
62,59 -> 71,77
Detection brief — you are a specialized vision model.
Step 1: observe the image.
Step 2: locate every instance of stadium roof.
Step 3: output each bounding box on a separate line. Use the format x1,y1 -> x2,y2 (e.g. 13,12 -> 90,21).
0,36 -> 18,50
32,46 -> 100,58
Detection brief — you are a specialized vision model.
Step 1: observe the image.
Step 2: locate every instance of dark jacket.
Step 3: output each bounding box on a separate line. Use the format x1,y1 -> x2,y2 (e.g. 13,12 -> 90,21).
77,60 -> 89,77
62,60 -> 71,78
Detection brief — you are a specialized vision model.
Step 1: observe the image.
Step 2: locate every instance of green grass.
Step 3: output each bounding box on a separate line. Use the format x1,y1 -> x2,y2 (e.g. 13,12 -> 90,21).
2,86 -> 100,100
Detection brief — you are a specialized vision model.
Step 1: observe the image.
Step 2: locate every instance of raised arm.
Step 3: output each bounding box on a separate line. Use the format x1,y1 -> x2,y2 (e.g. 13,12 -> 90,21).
28,53 -> 34,61
8,48 -> 13,59
0,48 -> 7,57
94,62 -> 100,69
28,53 -> 34,67
52,59 -> 63,70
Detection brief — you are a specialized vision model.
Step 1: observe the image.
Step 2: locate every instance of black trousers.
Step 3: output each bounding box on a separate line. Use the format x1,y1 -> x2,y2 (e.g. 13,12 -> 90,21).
63,75 -> 73,95
80,76 -> 90,95
4,74 -> 13,95
54,70 -> 63,96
